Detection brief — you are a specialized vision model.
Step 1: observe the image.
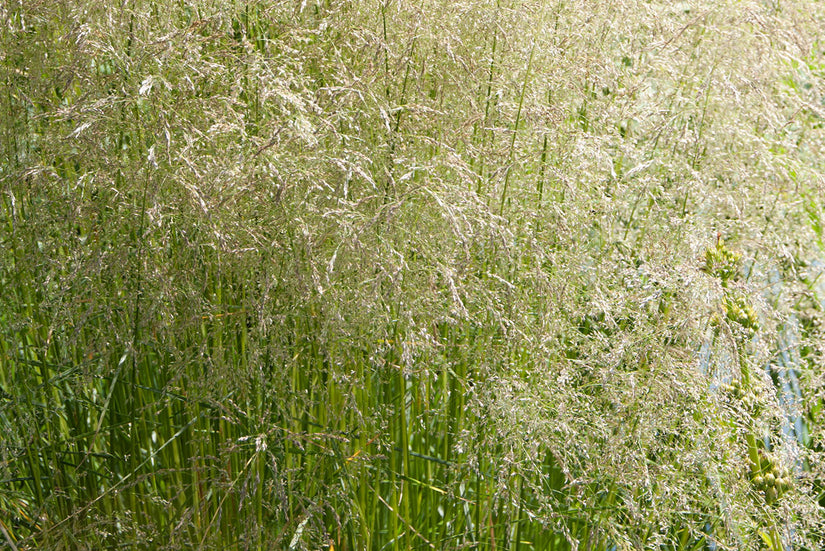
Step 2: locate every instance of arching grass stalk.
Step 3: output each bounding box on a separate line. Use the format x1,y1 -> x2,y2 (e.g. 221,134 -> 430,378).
476,0 -> 500,194
499,41 -> 535,216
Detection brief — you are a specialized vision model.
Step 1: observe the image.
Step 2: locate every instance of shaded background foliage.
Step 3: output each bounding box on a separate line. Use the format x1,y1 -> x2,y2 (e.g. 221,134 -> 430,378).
3,0 -> 825,549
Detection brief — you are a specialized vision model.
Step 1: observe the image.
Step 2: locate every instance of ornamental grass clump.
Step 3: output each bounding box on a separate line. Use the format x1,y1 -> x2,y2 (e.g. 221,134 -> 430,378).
2,0 -> 825,549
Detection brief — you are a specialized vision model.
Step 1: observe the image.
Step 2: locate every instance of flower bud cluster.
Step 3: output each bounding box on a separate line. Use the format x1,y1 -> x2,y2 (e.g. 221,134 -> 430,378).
703,239 -> 741,285
724,296 -> 759,337
750,453 -> 792,505
720,380 -> 762,415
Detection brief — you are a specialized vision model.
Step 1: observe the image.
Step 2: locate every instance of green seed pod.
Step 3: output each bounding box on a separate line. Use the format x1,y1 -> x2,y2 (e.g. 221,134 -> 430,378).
777,478 -> 790,492
765,473 -> 775,487
753,475 -> 765,490
766,486 -> 778,503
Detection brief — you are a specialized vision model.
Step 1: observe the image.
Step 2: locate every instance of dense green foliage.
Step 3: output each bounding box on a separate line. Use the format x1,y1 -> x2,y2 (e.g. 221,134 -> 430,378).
3,0 -> 825,548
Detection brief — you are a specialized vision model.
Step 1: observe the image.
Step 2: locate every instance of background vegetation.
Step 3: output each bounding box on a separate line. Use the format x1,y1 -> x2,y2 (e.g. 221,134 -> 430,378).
3,0 -> 825,548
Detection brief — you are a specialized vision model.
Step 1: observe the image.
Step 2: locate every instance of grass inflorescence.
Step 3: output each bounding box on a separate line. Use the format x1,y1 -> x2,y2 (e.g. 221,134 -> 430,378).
2,0 -> 825,549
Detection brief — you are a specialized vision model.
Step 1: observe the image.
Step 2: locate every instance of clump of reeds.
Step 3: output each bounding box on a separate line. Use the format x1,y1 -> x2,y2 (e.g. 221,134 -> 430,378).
2,0 -> 825,549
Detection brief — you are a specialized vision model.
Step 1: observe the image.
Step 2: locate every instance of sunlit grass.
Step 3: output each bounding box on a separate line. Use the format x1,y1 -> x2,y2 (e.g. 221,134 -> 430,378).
2,0 -> 825,549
